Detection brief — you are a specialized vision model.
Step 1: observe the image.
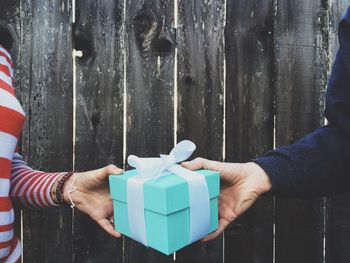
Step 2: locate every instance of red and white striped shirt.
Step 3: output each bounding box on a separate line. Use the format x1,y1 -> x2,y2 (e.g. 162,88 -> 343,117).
0,45 -> 64,262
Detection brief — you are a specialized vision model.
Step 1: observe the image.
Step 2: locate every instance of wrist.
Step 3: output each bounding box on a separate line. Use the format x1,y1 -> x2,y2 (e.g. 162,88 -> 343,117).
245,162 -> 272,196
50,174 -> 65,204
62,175 -> 74,204
50,171 -> 75,205
62,172 -> 80,208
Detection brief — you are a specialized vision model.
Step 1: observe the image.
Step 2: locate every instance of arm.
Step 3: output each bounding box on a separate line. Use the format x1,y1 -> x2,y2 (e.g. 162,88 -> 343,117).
10,152 -> 123,237
188,52 -> 350,237
254,8 -> 350,198
183,5 -> 350,241
1,43 -> 123,237
254,125 -> 350,198
10,152 -> 63,209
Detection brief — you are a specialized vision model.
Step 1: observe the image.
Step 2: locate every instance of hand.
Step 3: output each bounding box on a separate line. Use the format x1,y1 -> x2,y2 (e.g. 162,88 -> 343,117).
62,165 -> 123,238
182,158 -> 271,241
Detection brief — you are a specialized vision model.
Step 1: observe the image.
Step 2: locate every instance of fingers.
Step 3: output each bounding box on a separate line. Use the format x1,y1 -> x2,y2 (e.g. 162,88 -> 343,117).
106,164 -> 124,175
182,157 -> 208,170
201,218 -> 230,242
96,164 -> 124,181
182,157 -> 223,172
98,218 -> 122,238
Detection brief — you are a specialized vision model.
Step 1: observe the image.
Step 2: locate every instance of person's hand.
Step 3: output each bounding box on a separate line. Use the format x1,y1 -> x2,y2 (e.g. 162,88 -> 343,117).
62,165 -> 123,238
182,158 -> 272,241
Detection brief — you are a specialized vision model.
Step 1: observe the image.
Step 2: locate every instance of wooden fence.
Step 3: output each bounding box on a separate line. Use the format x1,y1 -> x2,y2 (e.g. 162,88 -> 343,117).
0,0 -> 349,262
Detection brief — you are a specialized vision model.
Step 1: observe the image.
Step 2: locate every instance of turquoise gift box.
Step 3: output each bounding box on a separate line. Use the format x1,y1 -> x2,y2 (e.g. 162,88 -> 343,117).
109,168 -> 219,255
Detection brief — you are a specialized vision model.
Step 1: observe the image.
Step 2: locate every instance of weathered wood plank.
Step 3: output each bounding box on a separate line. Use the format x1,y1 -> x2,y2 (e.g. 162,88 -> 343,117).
0,2 -> 19,54
224,1 -> 274,262
326,194 -> 350,263
175,0 -> 225,262
325,2 -> 350,263
328,0 -> 348,58
16,1 -> 74,262
73,0 -> 124,262
124,0 -> 175,262
274,1 -> 329,262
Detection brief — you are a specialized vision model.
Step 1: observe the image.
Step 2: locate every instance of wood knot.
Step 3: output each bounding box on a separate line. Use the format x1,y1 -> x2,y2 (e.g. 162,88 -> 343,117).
133,9 -> 157,53
155,37 -> 173,55
0,23 -> 14,51
73,33 -> 94,61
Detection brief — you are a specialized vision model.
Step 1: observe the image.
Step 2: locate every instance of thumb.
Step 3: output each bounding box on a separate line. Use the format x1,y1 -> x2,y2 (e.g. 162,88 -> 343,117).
97,218 -> 122,238
182,157 -> 223,172
201,218 -> 230,242
96,164 -> 124,181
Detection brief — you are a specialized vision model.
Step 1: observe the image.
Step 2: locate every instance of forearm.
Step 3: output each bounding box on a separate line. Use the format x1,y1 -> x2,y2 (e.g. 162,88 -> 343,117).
254,125 -> 350,198
10,153 -> 64,208
254,12 -> 350,198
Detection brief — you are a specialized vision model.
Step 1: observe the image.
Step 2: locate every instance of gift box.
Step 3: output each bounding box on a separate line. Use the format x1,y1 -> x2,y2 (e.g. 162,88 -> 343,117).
109,141 -> 219,255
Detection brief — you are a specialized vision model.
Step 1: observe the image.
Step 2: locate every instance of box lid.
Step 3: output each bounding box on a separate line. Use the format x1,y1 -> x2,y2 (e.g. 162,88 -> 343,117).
109,169 -> 219,215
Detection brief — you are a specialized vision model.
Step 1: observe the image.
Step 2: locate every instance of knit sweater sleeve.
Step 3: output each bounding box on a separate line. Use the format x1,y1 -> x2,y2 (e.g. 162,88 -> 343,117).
253,6 -> 350,198
10,152 -> 63,209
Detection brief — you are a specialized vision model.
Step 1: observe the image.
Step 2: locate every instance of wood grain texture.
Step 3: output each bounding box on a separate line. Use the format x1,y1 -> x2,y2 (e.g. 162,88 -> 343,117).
274,1 -> 329,262
16,1 -> 73,262
124,0 -> 175,262
1,1 -> 350,262
325,2 -> 350,263
175,0 -> 225,262
328,0 -> 348,60
73,0 -> 124,262
224,1 -> 274,262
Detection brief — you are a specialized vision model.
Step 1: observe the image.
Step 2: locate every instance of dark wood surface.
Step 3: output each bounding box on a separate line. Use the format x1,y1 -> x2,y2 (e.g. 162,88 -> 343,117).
124,0 -> 175,262
224,1 -> 274,262
10,1 -> 73,262
274,1 -> 328,263
73,0 -> 124,262
175,0 -> 225,262
0,0 -> 349,262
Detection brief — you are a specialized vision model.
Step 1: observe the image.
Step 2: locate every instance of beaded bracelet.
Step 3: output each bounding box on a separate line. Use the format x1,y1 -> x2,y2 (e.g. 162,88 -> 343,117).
55,171 -> 75,204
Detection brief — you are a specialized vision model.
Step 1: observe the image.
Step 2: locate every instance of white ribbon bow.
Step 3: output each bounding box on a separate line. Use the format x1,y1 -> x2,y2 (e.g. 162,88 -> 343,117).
126,140 -> 211,246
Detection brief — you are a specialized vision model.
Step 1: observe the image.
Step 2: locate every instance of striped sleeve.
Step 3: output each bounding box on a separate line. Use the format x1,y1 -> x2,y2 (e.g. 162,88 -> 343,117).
10,152 -> 63,209
0,45 -> 22,262
0,44 -> 64,210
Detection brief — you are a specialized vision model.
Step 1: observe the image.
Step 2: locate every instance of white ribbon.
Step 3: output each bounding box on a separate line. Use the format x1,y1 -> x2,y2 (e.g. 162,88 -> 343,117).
126,140 -> 211,246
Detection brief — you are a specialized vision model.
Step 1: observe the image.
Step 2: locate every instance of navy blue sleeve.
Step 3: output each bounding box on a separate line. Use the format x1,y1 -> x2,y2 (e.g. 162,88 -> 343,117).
253,6 -> 350,198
